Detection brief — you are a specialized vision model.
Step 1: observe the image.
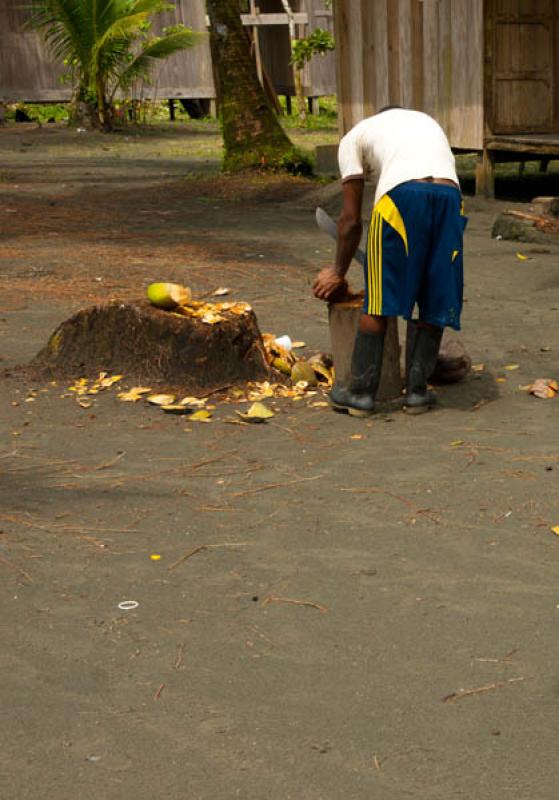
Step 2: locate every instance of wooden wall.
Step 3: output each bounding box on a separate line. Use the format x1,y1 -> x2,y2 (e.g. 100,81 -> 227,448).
333,0 -> 485,150
0,0 -> 213,103
0,0 -> 336,103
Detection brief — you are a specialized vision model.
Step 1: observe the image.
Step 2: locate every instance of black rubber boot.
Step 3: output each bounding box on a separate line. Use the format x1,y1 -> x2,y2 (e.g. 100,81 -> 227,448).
404,325 -> 443,414
330,330 -> 385,417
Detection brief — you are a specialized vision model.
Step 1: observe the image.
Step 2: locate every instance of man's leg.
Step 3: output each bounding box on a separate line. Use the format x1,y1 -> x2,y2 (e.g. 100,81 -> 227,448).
329,313 -> 386,417
404,320 -> 443,414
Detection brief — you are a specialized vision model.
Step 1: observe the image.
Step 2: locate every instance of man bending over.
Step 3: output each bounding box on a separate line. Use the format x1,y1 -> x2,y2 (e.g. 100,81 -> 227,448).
313,106 -> 466,416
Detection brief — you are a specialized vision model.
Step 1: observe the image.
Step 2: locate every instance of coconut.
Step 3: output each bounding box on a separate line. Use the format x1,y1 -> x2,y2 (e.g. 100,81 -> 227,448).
290,360 -> 318,386
147,282 -> 192,310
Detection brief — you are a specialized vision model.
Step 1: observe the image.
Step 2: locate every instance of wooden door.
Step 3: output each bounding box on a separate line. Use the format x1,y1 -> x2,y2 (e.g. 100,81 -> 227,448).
488,0 -> 557,133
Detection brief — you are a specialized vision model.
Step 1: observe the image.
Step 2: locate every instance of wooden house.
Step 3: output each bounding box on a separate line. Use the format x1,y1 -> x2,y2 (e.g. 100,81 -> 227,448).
333,0 -> 559,195
0,0 -> 335,109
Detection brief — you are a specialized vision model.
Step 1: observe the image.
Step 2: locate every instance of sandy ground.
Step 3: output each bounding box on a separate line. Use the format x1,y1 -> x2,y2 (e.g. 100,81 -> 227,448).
1,123 -> 559,800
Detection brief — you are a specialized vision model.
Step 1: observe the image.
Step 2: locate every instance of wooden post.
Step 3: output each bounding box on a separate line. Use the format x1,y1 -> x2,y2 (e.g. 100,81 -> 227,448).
475,148 -> 495,197
328,300 -> 402,401
168,98 -> 176,121
249,0 -> 264,86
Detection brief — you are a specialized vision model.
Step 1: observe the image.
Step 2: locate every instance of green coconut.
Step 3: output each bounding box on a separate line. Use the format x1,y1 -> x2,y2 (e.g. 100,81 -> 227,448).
147,282 -> 192,310
290,360 -> 318,386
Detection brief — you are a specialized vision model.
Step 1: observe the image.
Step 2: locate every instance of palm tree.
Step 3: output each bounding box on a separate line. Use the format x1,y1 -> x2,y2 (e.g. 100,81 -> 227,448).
207,0 -> 307,173
27,0 -> 201,130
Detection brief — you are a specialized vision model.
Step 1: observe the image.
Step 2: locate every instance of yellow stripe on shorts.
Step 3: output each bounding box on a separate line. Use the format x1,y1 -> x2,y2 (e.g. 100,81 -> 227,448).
367,209 -> 383,315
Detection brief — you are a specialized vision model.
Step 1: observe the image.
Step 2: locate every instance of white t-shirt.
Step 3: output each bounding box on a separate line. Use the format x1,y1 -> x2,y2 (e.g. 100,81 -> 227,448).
338,109 -> 459,205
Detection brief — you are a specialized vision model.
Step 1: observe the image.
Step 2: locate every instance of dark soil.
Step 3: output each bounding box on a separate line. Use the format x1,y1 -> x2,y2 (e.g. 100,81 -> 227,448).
1,124 -> 559,800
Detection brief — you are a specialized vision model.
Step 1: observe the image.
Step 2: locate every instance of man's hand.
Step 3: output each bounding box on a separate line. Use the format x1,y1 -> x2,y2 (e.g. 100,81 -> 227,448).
313,267 -> 348,301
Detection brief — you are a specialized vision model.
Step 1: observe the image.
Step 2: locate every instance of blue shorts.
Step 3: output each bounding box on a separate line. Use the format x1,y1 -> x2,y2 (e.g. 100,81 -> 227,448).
363,181 -> 467,330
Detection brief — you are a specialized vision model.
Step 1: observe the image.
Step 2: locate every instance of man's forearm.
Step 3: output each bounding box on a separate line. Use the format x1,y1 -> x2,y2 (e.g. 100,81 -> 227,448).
334,219 -> 363,277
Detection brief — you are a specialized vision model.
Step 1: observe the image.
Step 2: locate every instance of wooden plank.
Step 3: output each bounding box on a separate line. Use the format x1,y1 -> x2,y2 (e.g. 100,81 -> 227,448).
360,0 -> 377,117
449,0 -> 484,149
307,0 -> 336,96
386,0 -> 401,104
422,0 -> 439,119
411,0 -> 424,110
240,12 -> 308,25
398,0 -> 414,109
373,0 -> 390,110
333,0 -> 355,134
437,0 -> 452,134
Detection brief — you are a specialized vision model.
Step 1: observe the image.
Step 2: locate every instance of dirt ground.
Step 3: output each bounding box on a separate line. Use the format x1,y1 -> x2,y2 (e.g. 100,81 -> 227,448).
1,122 -> 559,800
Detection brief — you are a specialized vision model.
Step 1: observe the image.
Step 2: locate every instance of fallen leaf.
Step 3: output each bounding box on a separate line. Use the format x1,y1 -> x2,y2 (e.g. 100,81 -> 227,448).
150,554 -> 161,561
350,434 -> 364,440
515,252 -> 529,261
213,287 -> 230,296
450,439 -> 464,446
118,386 -> 152,402
179,396 -> 207,407
78,400 -> 93,409
147,393 -> 176,406
472,363 -> 485,372
191,409 -> 213,422
201,312 -> 224,324
291,341 -> 306,349
504,364 -> 520,371
236,402 -> 274,422
551,526 -> 559,536
311,401 -> 329,408
496,378 -> 507,383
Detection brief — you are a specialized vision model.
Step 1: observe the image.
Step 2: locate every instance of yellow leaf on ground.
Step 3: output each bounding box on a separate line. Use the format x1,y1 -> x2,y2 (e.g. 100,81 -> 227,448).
213,287 -> 230,296
291,341 -> 306,349
147,393 -> 176,406
472,363 -> 485,372
515,252 -> 529,261
551,526 -> 559,536
236,402 -> 274,422
118,386 -> 152,402
191,409 -> 213,422
150,554 -> 161,561
504,364 -> 519,371
350,434 -> 364,440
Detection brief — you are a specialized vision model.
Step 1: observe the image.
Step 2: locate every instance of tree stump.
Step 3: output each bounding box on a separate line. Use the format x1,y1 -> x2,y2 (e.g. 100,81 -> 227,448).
328,298 -> 402,401
31,300 -> 271,391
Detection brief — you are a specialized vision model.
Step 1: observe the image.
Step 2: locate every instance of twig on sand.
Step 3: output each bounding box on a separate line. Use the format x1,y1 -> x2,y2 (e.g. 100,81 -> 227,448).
0,555 -> 33,583
261,594 -> 328,613
153,683 -> 165,700
442,676 -> 528,703
173,644 -> 184,670
168,541 -> 251,571
94,451 -> 126,471
373,755 -> 382,771
228,474 -> 322,499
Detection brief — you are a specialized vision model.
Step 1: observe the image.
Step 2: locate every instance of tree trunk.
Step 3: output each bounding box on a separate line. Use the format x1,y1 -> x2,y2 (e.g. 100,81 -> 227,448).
207,0 -> 295,171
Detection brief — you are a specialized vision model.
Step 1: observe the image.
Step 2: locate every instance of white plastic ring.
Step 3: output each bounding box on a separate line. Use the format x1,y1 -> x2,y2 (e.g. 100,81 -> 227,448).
118,600 -> 139,611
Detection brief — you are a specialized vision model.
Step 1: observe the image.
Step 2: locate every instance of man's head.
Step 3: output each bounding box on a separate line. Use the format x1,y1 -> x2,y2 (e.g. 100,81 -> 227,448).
375,104 -> 403,115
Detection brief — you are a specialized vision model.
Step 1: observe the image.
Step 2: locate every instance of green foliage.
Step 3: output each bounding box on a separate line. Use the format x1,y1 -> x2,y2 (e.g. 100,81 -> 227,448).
290,28 -> 335,71
26,0 -> 201,129
5,102 -> 70,123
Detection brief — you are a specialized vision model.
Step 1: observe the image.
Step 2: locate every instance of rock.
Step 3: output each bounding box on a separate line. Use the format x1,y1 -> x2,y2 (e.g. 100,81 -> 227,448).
491,212 -> 557,245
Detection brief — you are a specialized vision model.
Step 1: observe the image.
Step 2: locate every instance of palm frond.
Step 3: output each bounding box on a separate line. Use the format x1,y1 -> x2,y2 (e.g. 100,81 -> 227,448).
116,29 -> 203,91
